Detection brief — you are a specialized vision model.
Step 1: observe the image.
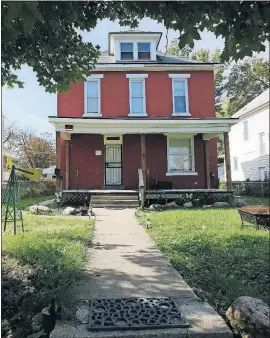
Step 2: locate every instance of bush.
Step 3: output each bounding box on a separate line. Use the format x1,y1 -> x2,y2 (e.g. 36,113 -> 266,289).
18,180 -> 56,198
219,178 -> 270,198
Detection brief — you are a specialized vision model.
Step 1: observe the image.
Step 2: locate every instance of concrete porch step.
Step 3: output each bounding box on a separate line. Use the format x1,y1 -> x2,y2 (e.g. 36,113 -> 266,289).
91,199 -> 139,205
91,203 -> 139,208
91,195 -> 139,201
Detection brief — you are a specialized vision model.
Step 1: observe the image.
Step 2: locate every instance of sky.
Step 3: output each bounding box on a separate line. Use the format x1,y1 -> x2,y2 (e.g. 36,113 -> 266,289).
2,18 -> 269,137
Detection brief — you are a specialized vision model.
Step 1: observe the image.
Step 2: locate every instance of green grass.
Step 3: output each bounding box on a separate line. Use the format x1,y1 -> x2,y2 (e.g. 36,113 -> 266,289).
20,195 -> 55,209
2,213 -> 94,304
138,209 -> 269,315
242,195 -> 270,206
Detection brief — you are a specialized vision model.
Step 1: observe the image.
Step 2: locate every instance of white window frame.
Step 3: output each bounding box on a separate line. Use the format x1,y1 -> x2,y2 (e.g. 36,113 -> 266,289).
137,42 -> 151,60
233,157 -> 239,171
259,132 -> 266,155
258,166 -> 266,180
243,120 -> 249,141
84,74 -> 104,117
169,74 -> 190,116
166,135 -> 197,176
126,74 -> 148,116
120,42 -> 134,60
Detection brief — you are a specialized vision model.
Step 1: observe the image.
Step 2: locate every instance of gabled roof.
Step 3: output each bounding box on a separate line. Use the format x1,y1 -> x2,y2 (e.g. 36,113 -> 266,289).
232,89 -> 269,118
97,50 -> 214,65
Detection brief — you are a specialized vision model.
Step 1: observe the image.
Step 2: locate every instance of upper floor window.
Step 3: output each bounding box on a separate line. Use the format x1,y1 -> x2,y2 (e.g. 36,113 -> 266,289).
259,132 -> 266,155
120,43 -> 133,60
84,74 -> 103,116
126,74 -> 148,116
166,137 -> 196,175
243,120 -> 249,141
169,74 -> 190,116
138,43 -> 150,60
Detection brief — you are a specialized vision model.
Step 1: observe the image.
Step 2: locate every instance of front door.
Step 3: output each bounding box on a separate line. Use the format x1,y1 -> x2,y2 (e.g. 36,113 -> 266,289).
105,145 -> 122,185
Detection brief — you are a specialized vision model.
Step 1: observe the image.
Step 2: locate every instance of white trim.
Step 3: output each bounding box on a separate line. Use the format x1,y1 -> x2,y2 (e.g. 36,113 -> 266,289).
128,78 -> 147,116
86,74 -> 104,80
126,74 -> 148,79
166,135 -> 196,174
166,172 -> 198,176
49,117 -> 237,126
94,64 -> 214,71
171,78 -> 190,116
104,134 -> 123,145
84,78 -> 102,116
169,74 -> 191,79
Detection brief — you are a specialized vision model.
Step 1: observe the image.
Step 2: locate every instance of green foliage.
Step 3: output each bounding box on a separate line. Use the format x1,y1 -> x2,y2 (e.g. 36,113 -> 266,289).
18,180 -> 56,199
138,209 -> 269,315
2,1 -> 270,92
2,214 -> 94,302
20,195 -> 54,209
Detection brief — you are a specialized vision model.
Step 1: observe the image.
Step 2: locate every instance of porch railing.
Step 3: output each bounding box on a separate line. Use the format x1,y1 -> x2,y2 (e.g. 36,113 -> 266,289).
138,168 -> 145,209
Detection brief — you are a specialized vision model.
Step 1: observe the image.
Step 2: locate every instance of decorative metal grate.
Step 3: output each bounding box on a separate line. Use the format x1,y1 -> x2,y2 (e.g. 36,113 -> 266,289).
88,297 -> 189,331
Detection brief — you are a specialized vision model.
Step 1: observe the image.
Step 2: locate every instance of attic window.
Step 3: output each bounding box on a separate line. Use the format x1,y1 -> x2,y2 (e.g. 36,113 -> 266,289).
120,43 -> 133,60
138,43 -> 150,59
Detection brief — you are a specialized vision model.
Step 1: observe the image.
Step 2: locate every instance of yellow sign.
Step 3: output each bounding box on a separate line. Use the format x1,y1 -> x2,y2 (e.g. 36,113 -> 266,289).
5,156 -> 13,169
23,168 -> 42,182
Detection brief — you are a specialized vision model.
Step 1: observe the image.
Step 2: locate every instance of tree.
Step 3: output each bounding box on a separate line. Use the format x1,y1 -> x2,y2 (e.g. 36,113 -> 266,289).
2,1 -> 270,92
167,39 -> 192,59
2,116 -> 19,151
16,131 -> 56,169
221,58 -> 269,115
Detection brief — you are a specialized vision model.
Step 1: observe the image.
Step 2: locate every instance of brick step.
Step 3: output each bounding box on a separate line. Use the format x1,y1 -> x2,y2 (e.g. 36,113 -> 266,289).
91,203 -> 139,208
91,195 -> 139,201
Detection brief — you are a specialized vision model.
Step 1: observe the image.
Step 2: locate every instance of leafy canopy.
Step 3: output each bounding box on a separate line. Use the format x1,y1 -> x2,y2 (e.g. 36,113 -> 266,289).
2,1 -> 270,92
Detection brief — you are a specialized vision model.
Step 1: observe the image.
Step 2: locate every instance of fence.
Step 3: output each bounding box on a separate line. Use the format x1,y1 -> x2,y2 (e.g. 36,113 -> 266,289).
220,180 -> 270,198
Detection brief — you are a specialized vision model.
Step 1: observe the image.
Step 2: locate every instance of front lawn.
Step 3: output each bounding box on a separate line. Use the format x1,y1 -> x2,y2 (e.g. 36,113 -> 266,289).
2,214 -> 93,337
138,209 -> 269,315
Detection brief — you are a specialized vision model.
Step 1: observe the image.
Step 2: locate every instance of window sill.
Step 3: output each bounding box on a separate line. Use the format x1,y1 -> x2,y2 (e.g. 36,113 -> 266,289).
166,171 -> 198,176
172,113 -> 191,117
83,113 -> 102,117
128,113 -> 148,117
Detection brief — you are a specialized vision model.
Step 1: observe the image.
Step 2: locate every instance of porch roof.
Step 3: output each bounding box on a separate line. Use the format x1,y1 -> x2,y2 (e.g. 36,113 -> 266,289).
48,116 -> 238,139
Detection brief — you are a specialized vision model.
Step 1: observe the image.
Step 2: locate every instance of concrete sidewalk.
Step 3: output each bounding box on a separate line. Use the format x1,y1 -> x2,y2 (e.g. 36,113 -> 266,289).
51,208 -> 232,338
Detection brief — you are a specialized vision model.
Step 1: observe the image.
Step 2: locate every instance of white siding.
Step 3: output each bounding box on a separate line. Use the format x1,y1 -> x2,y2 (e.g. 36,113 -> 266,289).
229,104 -> 269,181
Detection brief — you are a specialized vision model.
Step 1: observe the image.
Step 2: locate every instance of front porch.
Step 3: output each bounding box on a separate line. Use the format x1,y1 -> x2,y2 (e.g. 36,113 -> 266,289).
60,188 -> 233,207
49,117 -> 237,203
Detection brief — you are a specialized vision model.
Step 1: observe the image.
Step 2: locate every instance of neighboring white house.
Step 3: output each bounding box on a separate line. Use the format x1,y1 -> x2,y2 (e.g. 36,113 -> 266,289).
42,166 -> 56,180
229,89 -> 269,181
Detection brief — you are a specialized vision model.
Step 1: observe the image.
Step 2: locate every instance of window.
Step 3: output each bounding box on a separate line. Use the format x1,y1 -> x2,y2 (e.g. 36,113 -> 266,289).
169,74 -> 190,116
259,132 -> 266,155
167,137 -> 197,175
233,157 -> 239,170
127,74 -> 148,116
120,43 -> 133,60
130,81 -> 144,114
138,43 -> 150,60
243,120 -> 249,141
84,75 -> 103,116
258,167 -> 266,180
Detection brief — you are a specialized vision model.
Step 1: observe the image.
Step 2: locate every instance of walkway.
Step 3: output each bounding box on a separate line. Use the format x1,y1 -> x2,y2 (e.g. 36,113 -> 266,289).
51,208 -> 232,338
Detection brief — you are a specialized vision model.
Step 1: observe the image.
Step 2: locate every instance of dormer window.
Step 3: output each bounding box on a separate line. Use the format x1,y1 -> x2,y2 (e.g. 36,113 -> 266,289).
138,43 -> 150,60
120,43 -> 133,60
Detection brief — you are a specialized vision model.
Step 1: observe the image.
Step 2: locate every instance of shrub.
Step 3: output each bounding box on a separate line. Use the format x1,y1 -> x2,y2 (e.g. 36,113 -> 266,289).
18,180 -> 56,198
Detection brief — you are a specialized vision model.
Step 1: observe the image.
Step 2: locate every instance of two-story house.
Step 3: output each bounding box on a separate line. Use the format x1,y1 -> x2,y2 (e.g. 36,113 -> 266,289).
229,89 -> 269,181
49,30 -> 237,204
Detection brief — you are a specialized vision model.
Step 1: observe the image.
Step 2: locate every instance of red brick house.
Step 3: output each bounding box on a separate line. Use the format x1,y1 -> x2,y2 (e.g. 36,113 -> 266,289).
49,31 -> 237,204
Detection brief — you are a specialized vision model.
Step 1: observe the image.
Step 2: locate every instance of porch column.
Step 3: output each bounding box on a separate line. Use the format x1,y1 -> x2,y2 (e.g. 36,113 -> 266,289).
140,134 -> 146,185
224,132 -> 232,191
65,140 -> 70,190
204,140 -> 211,189
56,131 -> 61,190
